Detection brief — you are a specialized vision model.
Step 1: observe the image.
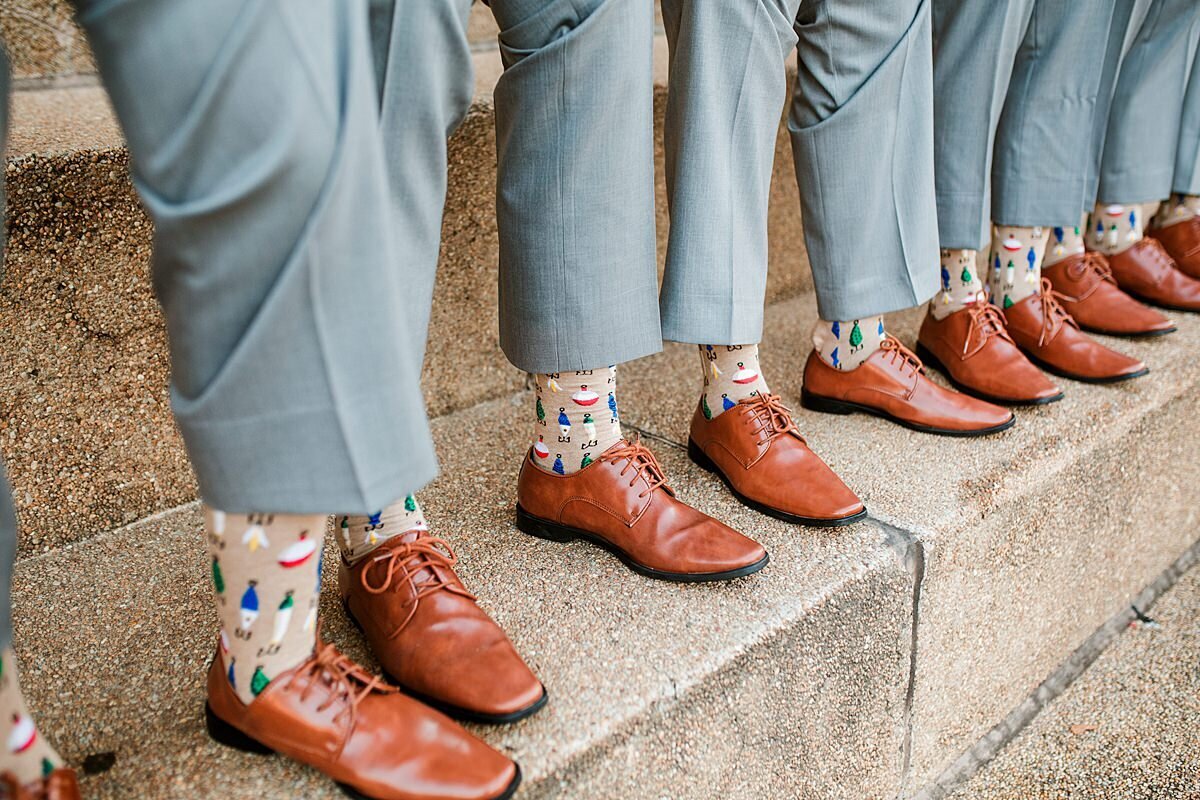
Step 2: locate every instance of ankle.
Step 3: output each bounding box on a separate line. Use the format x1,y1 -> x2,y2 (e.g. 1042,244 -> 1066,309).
531,368 -> 621,475
697,344 -> 769,419
930,249 -> 986,319
1087,203 -> 1143,254
338,496 -> 427,563
988,224 -> 1048,307
812,316 -> 886,370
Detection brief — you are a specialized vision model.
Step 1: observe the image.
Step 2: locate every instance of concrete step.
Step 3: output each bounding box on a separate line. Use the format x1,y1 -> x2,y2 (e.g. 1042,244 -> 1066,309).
1,34 -> 812,552
956,549 -> 1199,800
8,287 -> 1200,798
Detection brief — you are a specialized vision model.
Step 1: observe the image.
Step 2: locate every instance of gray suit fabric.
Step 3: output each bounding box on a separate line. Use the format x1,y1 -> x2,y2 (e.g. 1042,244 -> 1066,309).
660,0 -> 941,331
1097,0 -> 1200,202
933,0 -> 1120,248
67,0 -> 438,515
372,0 -> 661,373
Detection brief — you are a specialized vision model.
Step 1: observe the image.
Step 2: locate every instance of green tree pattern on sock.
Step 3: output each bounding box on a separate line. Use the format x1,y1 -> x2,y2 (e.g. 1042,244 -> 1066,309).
849,321 -> 863,348
251,667 -> 270,697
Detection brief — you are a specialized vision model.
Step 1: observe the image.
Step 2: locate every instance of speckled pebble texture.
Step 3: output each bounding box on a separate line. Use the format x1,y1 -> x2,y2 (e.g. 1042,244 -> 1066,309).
0,0 -> 94,83
959,566 -> 1200,800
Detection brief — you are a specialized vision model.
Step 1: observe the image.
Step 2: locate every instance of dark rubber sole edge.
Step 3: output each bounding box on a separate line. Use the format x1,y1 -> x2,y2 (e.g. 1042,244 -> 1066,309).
1016,349 -> 1151,385
514,505 -> 770,583
340,600 -> 550,726
914,343 -> 1065,407
800,388 -> 1016,437
1119,287 -> 1200,315
1076,322 -> 1177,339
206,703 -> 523,800
686,438 -> 867,528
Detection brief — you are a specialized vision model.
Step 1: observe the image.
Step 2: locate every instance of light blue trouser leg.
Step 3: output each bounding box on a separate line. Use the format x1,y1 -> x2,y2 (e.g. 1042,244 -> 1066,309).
932,0 -> 1035,249
1173,39 -> 1200,195
992,1 -> 1119,228
658,0 -> 798,346
789,0 -> 941,320
0,46 -> 12,650
491,0 -> 661,373
1098,0 -> 1200,202
372,0 -> 475,358
1085,0 -> 1153,208
72,0 -> 437,513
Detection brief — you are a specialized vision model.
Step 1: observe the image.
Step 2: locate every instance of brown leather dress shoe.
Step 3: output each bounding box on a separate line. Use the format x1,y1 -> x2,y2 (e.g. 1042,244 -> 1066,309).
0,769 -> 80,800
1104,238 -> 1200,312
205,642 -> 520,800
340,533 -> 546,724
1043,251 -> 1175,337
801,338 -> 1015,436
916,303 -> 1063,406
687,393 -> 865,526
1147,217 -> 1200,279
515,437 -> 769,582
1001,280 -> 1148,384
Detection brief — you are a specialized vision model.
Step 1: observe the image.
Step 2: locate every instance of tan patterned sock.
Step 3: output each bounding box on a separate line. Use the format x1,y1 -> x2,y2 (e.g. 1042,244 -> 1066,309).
531,367 -> 622,475
336,495 -> 427,564
988,225 -> 1049,308
205,507 -> 326,704
697,344 -> 769,420
1087,202 -> 1145,255
1151,194 -> 1200,229
812,316 -> 887,371
0,648 -> 61,784
1043,215 -> 1087,268
931,249 -> 987,319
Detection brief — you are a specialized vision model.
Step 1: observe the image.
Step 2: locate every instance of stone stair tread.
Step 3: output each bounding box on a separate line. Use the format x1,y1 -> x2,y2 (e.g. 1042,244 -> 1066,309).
9,286 -> 1200,797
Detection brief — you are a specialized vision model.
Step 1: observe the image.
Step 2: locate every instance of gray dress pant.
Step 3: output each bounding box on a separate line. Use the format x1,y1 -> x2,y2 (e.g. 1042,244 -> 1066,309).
374,0 -> 661,375
1097,0 -> 1200,202
0,0 -> 447,644
660,0 -> 940,330
69,0 -> 437,515
933,0 -> 1120,249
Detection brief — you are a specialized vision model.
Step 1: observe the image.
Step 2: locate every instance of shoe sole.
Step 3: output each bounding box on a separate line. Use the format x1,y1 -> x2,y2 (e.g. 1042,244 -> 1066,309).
686,438 -> 868,528
206,703 -> 523,800
1075,322 -> 1177,339
1012,348 -> 1150,385
914,344 -> 1065,407
1118,287 -> 1200,315
800,388 -> 1016,437
514,504 -> 770,583
341,600 -> 550,726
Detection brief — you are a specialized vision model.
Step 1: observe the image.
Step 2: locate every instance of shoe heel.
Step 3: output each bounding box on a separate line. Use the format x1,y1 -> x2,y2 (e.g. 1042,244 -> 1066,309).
801,388 -> 855,415
515,505 -> 576,544
687,438 -> 717,474
205,704 -> 273,755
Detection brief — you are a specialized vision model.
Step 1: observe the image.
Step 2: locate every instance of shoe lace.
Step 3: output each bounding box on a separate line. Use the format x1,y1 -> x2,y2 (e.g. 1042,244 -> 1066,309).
1035,278 -> 1078,346
962,303 -> 1012,355
738,393 -> 802,447
599,435 -> 670,499
286,640 -> 395,729
359,534 -> 477,631
879,336 -> 924,377
1079,251 -> 1116,284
